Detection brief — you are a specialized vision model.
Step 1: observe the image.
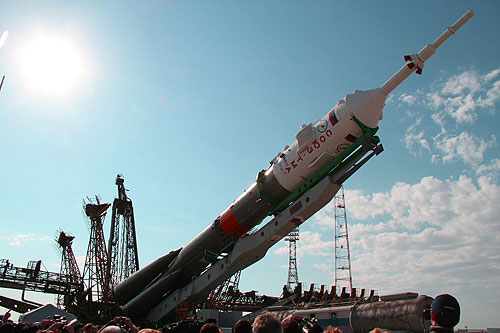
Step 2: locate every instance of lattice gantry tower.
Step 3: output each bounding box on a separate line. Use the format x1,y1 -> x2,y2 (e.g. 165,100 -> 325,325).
82,196 -> 111,302
285,227 -> 300,292
106,175 -> 139,290
55,231 -> 82,308
334,185 -> 353,295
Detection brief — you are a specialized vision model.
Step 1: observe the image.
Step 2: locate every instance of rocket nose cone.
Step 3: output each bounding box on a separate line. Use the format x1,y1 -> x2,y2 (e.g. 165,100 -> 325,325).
344,88 -> 386,128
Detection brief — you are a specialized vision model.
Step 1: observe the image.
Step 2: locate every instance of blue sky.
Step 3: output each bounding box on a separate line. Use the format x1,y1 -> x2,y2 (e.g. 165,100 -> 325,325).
1,0 -> 499,329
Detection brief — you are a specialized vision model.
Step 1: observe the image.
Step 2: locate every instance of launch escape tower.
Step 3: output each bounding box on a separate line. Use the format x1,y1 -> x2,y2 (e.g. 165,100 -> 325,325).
334,186 -> 353,295
82,196 -> 111,302
285,227 -> 300,292
106,175 -> 139,290
55,231 -> 82,308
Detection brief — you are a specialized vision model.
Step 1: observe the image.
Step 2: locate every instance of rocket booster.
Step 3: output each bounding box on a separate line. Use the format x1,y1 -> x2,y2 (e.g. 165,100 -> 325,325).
113,10 -> 474,318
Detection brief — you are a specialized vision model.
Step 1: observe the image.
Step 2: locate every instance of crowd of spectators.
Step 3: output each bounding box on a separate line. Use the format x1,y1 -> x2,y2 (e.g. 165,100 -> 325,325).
0,312 -> 386,333
0,312 -> 323,333
0,293 -> 460,333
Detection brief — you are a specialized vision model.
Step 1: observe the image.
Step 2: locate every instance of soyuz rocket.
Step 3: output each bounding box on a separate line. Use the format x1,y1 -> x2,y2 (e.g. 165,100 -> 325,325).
113,11 -> 475,318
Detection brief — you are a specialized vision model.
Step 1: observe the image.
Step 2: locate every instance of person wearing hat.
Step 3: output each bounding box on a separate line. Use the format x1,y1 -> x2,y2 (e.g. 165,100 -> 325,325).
429,294 -> 461,333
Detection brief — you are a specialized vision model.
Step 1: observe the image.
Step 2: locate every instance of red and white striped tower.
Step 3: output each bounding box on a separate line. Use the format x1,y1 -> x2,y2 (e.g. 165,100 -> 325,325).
334,186 -> 353,296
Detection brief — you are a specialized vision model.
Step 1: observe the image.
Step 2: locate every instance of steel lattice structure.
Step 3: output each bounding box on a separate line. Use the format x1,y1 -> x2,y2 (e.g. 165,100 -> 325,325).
82,196 -> 111,302
56,231 -> 82,308
0,259 -> 83,297
206,271 -> 241,310
285,227 -> 300,292
334,185 -> 353,295
106,175 -> 139,290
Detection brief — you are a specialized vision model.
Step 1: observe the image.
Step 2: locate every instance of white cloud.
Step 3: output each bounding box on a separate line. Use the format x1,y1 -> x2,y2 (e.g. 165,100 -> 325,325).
274,245 -> 288,256
274,231 -> 334,258
290,174 -> 500,321
399,93 -> 417,106
477,158 -> 500,177
312,262 -> 333,273
441,70 -> 481,96
313,207 -> 336,229
426,68 -> 500,124
430,112 -> 446,136
397,69 -> 500,176
75,255 -> 86,270
336,176 -> 500,298
425,91 -> 445,110
478,80 -> 500,109
0,233 -> 51,246
6,233 -> 35,246
484,69 -> 500,82
434,132 -> 496,167
451,94 -> 477,123
296,231 -> 334,257
404,117 -> 431,154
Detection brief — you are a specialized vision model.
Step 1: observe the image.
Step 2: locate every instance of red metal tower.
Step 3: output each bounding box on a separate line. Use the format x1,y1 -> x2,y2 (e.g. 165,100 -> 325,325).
82,196 -> 111,302
55,231 -> 82,308
106,175 -> 139,290
334,185 -> 353,295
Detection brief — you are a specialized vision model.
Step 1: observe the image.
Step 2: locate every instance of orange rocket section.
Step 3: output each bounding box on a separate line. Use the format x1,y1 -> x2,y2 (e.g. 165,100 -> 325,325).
220,207 -> 251,238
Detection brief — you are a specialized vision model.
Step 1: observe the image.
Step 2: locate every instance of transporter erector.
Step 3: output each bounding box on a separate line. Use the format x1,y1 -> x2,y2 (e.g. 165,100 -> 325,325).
114,10 -> 475,321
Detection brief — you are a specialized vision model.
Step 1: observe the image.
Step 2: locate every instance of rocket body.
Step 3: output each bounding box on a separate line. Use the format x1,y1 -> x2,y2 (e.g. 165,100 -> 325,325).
113,10 -> 475,319
116,88 -> 386,316
274,88 -> 385,192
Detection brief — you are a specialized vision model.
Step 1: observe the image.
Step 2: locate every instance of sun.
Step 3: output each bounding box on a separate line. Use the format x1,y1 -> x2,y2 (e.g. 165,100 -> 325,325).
20,34 -> 84,97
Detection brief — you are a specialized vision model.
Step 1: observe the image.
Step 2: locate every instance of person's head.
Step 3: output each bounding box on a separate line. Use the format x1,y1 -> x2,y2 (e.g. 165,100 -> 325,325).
16,322 -> 39,333
369,329 -> 389,333
39,319 -> 55,330
100,326 -> 125,333
431,294 -> 460,328
233,320 -> 252,333
83,324 -> 98,333
0,322 -> 16,333
253,313 -> 283,333
325,327 -> 342,333
200,323 -> 221,333
281,316 -> 301,333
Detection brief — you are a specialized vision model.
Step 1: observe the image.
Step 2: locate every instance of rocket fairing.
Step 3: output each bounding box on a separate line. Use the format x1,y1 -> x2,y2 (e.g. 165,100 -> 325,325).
113,10 -> 475,318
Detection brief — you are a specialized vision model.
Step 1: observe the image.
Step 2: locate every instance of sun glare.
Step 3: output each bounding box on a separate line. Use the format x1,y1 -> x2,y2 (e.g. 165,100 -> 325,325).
20,35 -> 84,97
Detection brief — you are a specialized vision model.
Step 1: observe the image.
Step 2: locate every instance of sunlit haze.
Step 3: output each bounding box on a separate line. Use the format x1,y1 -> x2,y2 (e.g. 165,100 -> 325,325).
19,34 -> 83,96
